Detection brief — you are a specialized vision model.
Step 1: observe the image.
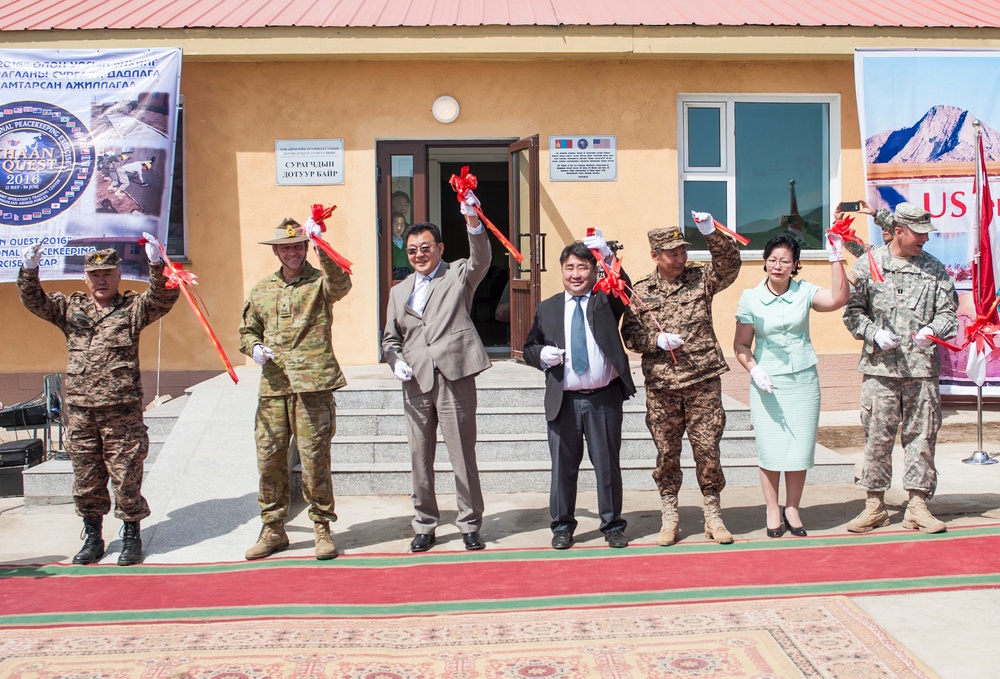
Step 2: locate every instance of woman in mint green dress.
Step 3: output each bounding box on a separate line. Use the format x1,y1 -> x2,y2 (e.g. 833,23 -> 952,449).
733,232 -> 848,537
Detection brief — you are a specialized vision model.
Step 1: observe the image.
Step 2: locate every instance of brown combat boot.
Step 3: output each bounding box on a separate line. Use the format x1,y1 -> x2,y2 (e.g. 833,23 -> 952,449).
703,495 -> 733,544
847,491 -> 890,533
245,521 -> 289,560
656,494 -> 680,546
902,490 -> 946,534
314,521 -> 337,560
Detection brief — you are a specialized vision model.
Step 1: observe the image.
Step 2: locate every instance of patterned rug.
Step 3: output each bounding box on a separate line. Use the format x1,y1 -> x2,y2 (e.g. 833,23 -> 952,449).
0,596 -> 934,678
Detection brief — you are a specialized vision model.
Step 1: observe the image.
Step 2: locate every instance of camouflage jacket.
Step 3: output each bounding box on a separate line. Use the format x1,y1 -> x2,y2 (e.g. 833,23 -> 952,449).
17,263 -> 180,407
620,231 -> 741,390
844,208 -> 892,259
843,244 -> 958,378
239,250 -> 352,397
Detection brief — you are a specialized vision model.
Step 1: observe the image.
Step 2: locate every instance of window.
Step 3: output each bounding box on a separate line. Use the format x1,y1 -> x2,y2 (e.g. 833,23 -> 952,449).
679,95 -> 840,252
165,97 -> 186,259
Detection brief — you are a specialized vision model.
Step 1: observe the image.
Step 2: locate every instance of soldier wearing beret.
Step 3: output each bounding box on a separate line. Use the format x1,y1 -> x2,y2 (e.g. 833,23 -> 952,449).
843,202 -> 958,534
621,212 -> 741,546
17,238 -> 179,566
239,218 -> 352,560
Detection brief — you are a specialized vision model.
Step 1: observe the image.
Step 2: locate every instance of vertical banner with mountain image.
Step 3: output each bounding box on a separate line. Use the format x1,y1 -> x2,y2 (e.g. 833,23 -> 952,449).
0,48 -> 181,282
855,50 -> 1000,395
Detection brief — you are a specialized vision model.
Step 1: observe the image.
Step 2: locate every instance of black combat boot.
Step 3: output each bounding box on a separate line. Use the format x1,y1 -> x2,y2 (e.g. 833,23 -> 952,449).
117,521 -> 143,566
73,517 -> 105,565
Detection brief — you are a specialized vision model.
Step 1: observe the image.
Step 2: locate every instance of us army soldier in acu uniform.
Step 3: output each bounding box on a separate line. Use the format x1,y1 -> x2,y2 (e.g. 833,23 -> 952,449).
843,202 -> 957,534
18,238 -> 178,566
240,217 -> 351,560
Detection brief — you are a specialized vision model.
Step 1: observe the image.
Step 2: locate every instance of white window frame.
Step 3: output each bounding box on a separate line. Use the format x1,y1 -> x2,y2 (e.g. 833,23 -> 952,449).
678,93 -> 842,260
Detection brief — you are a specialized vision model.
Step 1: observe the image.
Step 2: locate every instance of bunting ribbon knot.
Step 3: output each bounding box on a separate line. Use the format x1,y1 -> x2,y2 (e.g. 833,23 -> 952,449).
449,166 -> 524,263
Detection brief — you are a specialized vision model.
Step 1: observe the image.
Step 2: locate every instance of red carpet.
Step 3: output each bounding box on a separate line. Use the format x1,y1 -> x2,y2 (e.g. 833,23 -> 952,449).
2,524 -> 999,625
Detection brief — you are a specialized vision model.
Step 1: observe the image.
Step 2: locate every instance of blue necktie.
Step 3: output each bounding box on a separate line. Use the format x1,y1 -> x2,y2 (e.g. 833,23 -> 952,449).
571,296 -> 590,375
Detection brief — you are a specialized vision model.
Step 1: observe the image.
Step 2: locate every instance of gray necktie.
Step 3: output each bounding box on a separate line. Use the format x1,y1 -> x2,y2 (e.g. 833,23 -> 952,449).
571,296 -> 590,375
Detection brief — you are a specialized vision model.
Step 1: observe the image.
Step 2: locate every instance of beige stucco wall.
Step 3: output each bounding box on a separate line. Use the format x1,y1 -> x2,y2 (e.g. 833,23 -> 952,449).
0,56 -> 866,395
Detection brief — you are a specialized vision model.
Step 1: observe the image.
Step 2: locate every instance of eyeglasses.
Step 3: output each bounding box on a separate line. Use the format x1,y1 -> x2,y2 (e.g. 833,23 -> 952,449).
406,245 -> 435,256
765,258 -> 794,267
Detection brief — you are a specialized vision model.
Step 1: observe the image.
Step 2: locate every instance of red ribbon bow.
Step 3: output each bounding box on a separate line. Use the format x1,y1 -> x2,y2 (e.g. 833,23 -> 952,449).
924,293 -> 1000,356
164,264 -> 197,290
829,215 -> 884,283
308,204 -> 353,275
449,166 -> 524,263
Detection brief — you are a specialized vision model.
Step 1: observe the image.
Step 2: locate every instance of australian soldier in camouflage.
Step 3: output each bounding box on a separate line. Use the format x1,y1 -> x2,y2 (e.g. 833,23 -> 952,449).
17,239 -> 178,566
239,217 -> 351,561
620,213 -> 741,546
842,202 -> 958,535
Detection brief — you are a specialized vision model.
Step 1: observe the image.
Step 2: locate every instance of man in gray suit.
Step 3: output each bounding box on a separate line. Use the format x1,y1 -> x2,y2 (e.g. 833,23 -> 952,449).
382,191 -> 491,552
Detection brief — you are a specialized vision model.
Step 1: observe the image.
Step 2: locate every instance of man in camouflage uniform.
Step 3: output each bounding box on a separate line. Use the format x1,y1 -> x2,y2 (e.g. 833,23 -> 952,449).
17,238 -> 178,566
842,200 -> 894,259
843,202 -> 958,534
240,217 -> 352,560
621,212 -> 741,546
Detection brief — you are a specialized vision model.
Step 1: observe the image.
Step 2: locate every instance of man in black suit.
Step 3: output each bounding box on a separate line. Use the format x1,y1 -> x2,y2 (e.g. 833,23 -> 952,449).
523,232 -> 636,550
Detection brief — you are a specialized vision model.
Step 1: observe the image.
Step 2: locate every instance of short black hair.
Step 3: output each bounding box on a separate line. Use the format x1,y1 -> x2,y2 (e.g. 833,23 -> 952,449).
762,233 -> 801,276
392,190 -> 411,203
559,241 -> 597,267
403,222 -> 442,245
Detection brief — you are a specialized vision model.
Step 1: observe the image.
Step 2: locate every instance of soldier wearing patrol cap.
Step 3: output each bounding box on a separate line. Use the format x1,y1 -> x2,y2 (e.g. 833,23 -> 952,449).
239,217 -> 351,560
621,212 -> 741,546
17,237 -> 179,566
843,201 -> 958,534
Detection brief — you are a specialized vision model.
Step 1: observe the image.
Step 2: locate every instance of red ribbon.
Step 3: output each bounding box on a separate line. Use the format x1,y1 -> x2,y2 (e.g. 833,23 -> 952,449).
449,166 -> 524,263
138,237 -> 238,384
712,219 -> 750,246
925,292 -> 1000,356
829,215 -> 884,283
308,204 -> 353,275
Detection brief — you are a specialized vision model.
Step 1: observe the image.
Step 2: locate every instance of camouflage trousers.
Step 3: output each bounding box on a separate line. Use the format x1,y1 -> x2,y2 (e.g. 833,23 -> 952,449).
859,374 -> 940,495
255,390 -> 337,525
66,401 -> 150,521
646,377 -> 727,497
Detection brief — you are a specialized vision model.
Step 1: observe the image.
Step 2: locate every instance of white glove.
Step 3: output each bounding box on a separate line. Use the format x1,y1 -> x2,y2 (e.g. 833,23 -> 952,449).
539,346 -> 566,368
873,329 -> 901,350
460,189 -> 481,217
302,218 -> 323,239
913,326 -> 935,348
750,365 -> 774,393
142,232 -> 162,263
21,242 -> 43,269
825,231 -> 844,262
252,345 -> 274,366
656,332 -> 685,351
692,211 -> 715,236
583,227 -> 612,260
393,360 -> 413,381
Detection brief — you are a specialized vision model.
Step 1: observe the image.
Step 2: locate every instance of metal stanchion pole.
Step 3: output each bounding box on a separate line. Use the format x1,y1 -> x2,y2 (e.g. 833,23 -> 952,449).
963,383 -> 997,464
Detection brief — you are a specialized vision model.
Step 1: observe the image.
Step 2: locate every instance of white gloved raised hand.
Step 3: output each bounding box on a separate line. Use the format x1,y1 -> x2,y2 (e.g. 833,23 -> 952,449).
141,232 -> 162,263
873,329 -> 901,350
656,332 -> 685,351
302,218 -> 323,239
21,242 -> 43,269
913,326 -> 935,348
539,346 -> 566,368
393,360 -> 413,381
692,211 -> 715,236
460,189 -> 481,217
825,230 -> 844,262
750,365 -> 774,393
583,227 -> 612,260
252,344 -> 275,366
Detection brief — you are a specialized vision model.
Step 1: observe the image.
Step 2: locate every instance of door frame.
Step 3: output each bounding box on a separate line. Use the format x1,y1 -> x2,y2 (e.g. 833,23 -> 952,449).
508,135 -> 541,361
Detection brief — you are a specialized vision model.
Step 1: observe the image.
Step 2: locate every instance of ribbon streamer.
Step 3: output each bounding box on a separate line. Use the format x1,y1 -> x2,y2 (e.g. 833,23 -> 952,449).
308,204 -> 353,275
139,237 -> 238,384
712,219 -> 750,246
829,215 -> 884,283
449,166 -> 524,263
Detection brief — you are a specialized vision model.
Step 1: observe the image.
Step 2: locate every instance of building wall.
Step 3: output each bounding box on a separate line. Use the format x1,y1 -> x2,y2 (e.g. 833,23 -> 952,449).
0,57 -> 867,405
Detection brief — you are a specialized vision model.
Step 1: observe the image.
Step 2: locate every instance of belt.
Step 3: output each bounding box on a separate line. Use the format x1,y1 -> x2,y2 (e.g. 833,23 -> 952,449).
570,378 -> 618,396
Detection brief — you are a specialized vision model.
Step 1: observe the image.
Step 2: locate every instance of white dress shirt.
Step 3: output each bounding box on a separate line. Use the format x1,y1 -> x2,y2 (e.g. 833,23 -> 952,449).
562,290 -> 618,392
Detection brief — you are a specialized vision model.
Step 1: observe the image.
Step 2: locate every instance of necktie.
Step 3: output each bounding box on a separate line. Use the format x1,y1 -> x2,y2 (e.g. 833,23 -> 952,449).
412,275 -> 430,315
571,296 -> 590,375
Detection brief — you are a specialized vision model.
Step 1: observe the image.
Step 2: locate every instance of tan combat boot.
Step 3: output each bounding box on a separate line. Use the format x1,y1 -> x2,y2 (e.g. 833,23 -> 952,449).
703,495 -> 734,544
245,521 -> 289,560
656,494 -> 680,546
314,521 -> 338,560
846,491 -> 890,533
902,490 -> 946,534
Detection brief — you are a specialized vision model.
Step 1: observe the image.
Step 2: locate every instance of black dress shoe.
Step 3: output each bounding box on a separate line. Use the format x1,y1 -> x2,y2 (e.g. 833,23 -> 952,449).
551,530 -> 573,550
782,508 -> 807,537
462,531 -> 485,550
766,524 -> 785,538
410,533 -> 436,553
605,529 -> 629,548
